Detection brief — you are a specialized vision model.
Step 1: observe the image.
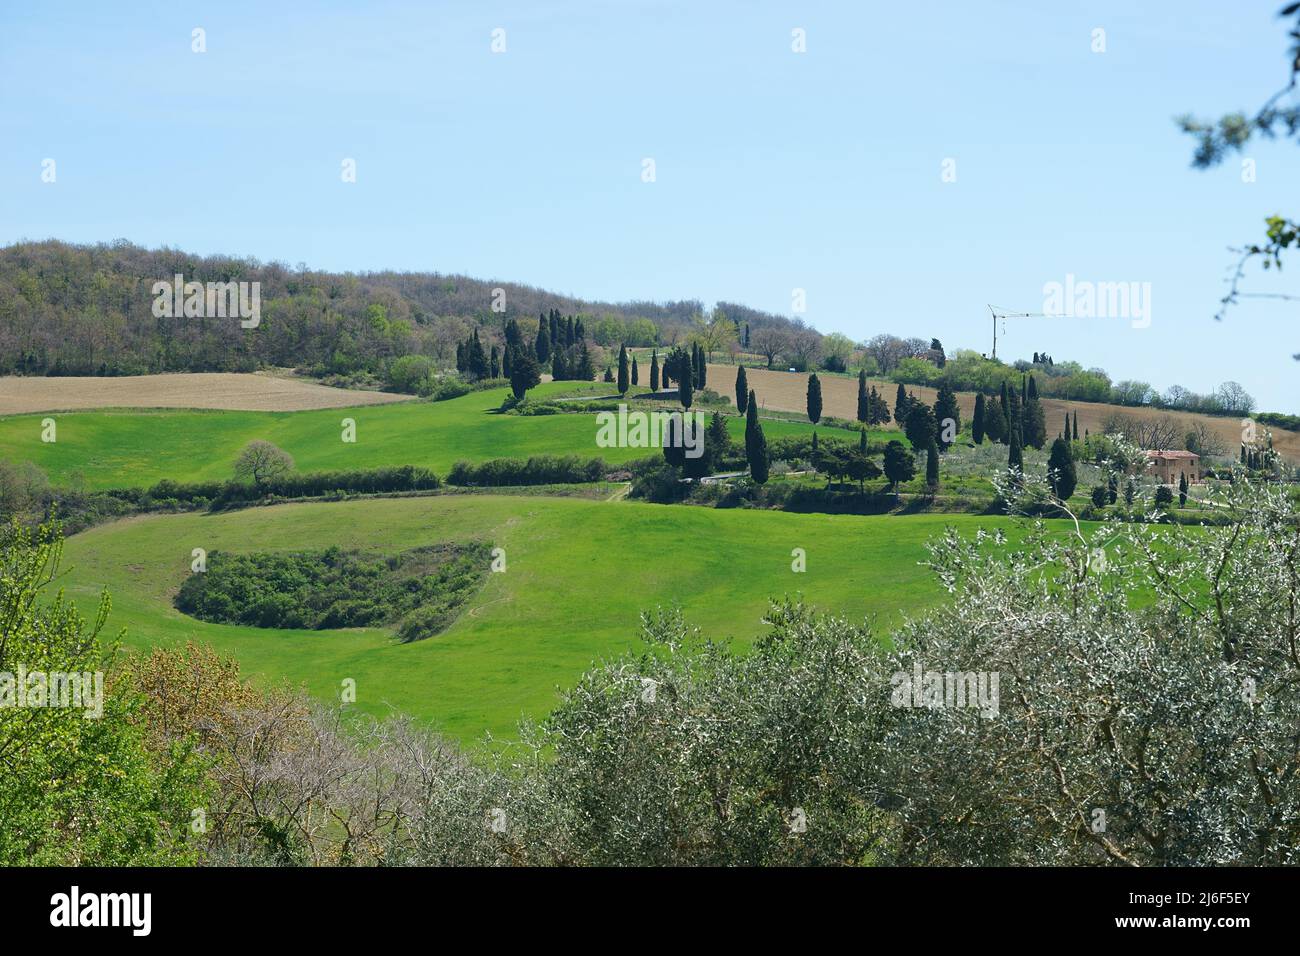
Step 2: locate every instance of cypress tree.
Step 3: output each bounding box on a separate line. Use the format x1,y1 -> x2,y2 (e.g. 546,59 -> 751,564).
926,440 -> 940,490
999,381 -> 1011,437
502,342 -> 513,379
632,355 -> 639,386
1008,424 -> 1023,473
883,440 -> 914,491
536,322 -> 550,365
705,410 -> 729,472
972,393 -> 986,444
807,373 -> 823,425
576,341 -> 595,381
650,350 -> 660,391
745,391 -> 768,484
469,330 -> 488,380
1024,395 -> 1047,449
859,428 -> 868,453
663,413 -> 686,467
1047,437 -> 1077,501
678,357 -> 693,408
934,381 -> 960,450
617,344 -> 629,395
735,365 -> 748,413
984,395 -> 1005,443
905,403 -> 936,450
490,345 -> 500,379
894,382 -> 908,424
509,351 -> 541,400
856,369 -> 868,423
1178,472 -> 1188,507
1006,387 -> 1022,447
1072,413 -> 1079,440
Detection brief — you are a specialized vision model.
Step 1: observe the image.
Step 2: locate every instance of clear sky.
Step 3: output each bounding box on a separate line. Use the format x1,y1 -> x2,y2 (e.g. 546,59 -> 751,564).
2,0 -> 1297,411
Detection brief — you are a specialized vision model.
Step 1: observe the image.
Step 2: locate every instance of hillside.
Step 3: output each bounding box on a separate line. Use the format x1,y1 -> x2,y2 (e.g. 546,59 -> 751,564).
713,364 -> 1300,460
0,240 -> 795,377
60,495 -> 1023,742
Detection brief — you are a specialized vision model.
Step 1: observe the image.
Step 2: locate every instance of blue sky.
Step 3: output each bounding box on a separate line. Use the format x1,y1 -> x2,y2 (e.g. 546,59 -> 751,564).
2,0 -> 1297,411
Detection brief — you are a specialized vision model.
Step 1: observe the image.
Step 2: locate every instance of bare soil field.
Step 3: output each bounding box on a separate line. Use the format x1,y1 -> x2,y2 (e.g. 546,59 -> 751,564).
709,364 -> 1300,460
0,373 -> 415,414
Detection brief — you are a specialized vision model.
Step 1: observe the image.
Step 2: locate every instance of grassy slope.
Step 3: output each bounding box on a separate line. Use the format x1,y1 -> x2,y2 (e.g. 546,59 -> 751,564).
63,495 -> 1023,743
1,381 -> 854,490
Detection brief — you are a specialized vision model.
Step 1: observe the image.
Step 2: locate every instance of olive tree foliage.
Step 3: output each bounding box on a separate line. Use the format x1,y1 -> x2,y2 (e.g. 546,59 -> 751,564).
499,606 -> 888,865
901,473 -> 1300,865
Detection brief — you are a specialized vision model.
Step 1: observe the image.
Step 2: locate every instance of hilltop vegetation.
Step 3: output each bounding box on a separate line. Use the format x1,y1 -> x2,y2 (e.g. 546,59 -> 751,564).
0,239 -> 793,378
4,239 -> 1288,429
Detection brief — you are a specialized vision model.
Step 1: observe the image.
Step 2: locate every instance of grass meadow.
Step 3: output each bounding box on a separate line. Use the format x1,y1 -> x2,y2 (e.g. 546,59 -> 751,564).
1,380 -> 848,491
61,494 -> 1029,743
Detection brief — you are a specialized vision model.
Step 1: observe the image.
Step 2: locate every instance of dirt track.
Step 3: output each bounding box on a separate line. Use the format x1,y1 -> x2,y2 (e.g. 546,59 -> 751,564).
709,364 -> 1300,460
0,373 -> 415,414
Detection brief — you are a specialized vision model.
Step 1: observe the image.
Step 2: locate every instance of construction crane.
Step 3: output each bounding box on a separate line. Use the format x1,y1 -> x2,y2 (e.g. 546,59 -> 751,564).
987,304 -> 1064,360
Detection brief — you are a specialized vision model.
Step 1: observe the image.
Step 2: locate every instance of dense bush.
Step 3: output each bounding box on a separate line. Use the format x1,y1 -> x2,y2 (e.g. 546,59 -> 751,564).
447,455 -> 606,486
387,354 -> 436,393
152,465 -> 441,507
175,543 -> 490,641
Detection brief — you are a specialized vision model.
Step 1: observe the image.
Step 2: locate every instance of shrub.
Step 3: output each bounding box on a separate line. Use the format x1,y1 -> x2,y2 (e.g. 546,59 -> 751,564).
447,455 -> 606,487
175,543 -> 490,640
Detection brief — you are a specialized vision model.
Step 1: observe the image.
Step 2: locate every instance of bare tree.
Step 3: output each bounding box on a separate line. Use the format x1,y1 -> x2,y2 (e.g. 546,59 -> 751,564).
787,326 -> 823,371
750,325 -> 789,369
863,334 -> 909,374
1215,380 -> 1255,415
1101,412 -> 1181,450
1185,420 -> 1227,458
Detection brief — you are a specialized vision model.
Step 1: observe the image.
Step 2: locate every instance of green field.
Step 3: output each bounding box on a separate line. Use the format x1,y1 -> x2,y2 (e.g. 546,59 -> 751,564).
62,494 -> 1022,743
1,381 -> 868,490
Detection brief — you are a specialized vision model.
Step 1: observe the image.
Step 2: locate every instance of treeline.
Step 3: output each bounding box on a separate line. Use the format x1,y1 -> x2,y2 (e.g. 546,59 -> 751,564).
3,457 -> 625,534
447,455 -> 608,487
146,465 -> 442,506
